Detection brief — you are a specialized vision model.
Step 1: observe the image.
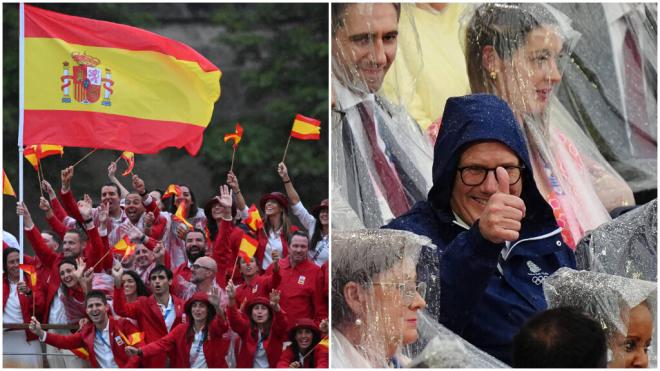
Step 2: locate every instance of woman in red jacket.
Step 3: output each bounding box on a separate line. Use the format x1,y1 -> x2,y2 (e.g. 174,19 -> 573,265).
125,290 -> 230,368
227,282 -> 288,368
277,318 -> 329,368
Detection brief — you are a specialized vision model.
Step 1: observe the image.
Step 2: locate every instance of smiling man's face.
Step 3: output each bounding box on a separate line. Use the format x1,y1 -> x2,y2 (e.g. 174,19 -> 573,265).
332,3 -> 399,93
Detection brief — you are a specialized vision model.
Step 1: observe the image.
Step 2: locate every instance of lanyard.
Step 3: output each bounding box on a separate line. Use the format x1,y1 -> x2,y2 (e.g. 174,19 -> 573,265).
95,329 -> 111,349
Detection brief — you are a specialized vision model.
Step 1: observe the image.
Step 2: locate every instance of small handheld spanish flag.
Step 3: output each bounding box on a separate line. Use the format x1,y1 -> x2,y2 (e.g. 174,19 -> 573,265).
71,347 -> 90,361
19,264 -> 37,286
173,200 -> 193,229
23,144 -> 64,171
244,204 -> 263,232
224,123 -> 243,149
3,170 -> 16,197
238,234 -> 258,264
120,151 -> 135,176
317,336 -> 329,350
113,236 -> 137,258
162,184 -> 182,200
290,114 -> 321,140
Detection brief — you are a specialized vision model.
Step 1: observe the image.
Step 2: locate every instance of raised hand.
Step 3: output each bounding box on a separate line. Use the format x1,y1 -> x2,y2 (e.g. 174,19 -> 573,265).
478,167 -> 526,244
81,268 -> 94,292
108,161 -> 118,180
61,166 -> 74,192
144,211 -> 155,230
175,224 -> 189,239
208,286 -> 220,312
77,317 -> 89,332
17,281 -> 29,294
120,223 -> 144,244
153,241 -> 165,263
16,202 -> 34,229
277,162 -> 289,181
41,180 -> 56,199
73,257 -> 86,282
226,171 -> 240,193
98,201 -> 109,225
226,280 -> 236,302
269,289 -> 281,311
38,196 -> 51,212
111,263 -> 124,288
79,198 -> 93,221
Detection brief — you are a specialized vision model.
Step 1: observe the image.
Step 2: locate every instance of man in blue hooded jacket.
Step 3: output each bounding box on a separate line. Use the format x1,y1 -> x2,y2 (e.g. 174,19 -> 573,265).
386,94 -> 576,364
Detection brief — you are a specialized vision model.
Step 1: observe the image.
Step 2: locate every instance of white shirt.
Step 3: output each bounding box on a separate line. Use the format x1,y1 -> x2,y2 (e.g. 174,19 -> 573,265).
290,201 -> 328,267
3,282 -> 23,325
252,331 -> 269,368
93,320 -> 118,368
48,288 -> 68,325
262,230 -> 283,270
157,295 -> 175,332
189,329 -> 208,368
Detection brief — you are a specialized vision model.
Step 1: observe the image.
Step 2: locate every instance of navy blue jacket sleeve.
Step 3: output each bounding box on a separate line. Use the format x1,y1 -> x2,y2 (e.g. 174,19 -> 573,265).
439,222 -> 502,334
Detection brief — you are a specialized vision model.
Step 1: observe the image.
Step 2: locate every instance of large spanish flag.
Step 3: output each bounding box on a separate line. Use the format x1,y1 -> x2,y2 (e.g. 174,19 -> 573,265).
23,5 -> 221,156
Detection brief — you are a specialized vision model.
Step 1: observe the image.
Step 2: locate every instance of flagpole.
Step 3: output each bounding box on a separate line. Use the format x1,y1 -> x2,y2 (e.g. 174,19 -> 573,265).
230,255 -> 240,282
230,146 -> 237,173
91,249 -> 112,272
18,2 -> 25,282
71,148 -> 98,168
281,135 -> 292,163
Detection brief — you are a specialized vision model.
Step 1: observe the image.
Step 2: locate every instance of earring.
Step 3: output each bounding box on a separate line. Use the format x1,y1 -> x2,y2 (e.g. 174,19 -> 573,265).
355,318 -> 363,326
489,71 -> 497,80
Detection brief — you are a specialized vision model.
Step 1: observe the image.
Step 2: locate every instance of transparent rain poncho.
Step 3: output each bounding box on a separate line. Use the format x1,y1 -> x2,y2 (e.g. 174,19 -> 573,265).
462,3 -> 636,249
550,3 -> 657,197
543,267 -> 657,367
380,3 -> 471,140
331,3 -> 433,230
575,199 -> 656,281
331,229 -> 507,368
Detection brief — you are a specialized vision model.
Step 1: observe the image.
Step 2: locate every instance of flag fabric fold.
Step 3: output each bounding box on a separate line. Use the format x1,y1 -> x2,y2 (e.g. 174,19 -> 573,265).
223,123 -> 243,149
3,170 -> 16,197
113,236 -> 136,258
244,204 -> 263,233
173,200 -> 193,229
161,184 -> 182,200
290,114 -> 321,140
19,264 -> 37,286
23,5 -> 221,156
23,144 -> 64,171
120,151 -> 135,176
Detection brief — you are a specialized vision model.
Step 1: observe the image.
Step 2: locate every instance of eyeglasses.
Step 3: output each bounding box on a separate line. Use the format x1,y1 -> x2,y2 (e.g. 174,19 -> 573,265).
456,165 -> 525,186
191,264 -> 211,271
372,281 -> 427,306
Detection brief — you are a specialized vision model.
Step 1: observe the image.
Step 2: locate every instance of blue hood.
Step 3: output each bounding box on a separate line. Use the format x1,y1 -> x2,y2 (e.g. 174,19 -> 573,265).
428,94 -> 554,226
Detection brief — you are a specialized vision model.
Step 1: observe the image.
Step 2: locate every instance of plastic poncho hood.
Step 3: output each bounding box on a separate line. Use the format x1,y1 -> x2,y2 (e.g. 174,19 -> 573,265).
428,94 -> 554,227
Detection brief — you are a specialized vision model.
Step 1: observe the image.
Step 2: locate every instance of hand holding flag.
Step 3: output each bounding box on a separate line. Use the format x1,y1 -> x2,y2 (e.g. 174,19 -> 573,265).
282,114 -> 321,162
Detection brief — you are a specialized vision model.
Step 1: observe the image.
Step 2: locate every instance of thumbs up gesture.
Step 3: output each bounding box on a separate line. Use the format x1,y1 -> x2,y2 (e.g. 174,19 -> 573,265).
478,167 -> 526,244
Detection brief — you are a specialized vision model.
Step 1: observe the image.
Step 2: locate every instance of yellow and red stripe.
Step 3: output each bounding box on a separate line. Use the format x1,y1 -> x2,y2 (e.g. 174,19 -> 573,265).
223,123 -> 243,148
3,170 -> 16,197
290,114 -> 321,140
173,200 -> 193,229
244,204 -> 263,232
19,264 -> 37,286
162,184 -> 182,200
23,144 -> 64,171
113,236 -> 137,257
238,234 -> 258,264
120,151 -> 135,176
24,5 -> 221,156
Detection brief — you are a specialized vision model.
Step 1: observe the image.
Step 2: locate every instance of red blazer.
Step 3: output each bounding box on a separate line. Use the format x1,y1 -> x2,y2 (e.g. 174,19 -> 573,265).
268,259 -> 327,324
43,316 -> 142,368
113,287 -> 184,367
3,274 -> 43,341
276,343 -> 329,368
139,316 -> 230,368
228,304 -> 288,368
25,224 -> 109,322
235,269 -> 281,306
